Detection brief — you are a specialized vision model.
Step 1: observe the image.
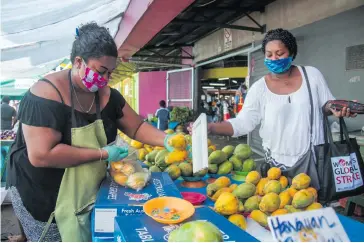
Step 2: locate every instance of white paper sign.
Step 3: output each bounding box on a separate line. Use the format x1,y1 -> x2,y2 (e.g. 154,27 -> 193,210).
331,153 -> 363,192
268,207 -> 350,242
192,113 -> 208,173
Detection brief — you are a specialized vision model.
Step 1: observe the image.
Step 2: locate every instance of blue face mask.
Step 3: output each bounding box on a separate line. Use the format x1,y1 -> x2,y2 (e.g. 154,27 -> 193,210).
264,56 -> 293,74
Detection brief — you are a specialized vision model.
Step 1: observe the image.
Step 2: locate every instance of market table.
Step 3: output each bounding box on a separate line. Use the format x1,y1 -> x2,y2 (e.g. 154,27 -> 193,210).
174,176 -> 364,242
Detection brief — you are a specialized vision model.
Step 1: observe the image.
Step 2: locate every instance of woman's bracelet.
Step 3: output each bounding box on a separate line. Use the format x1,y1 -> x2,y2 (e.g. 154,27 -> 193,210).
98,148 -> 103,162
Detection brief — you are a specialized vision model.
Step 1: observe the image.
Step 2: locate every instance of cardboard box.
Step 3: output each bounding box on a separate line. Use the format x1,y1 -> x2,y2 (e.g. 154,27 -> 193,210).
114,206 -> 258,242
92,172 -> 182,242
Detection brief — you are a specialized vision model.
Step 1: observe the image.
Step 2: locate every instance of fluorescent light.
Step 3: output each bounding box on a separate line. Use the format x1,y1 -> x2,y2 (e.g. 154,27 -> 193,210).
220,87 -> 227,90
218,78 -> 229,80
232,80 -> 237,84
209,83 -> 225,86
202,86 -> 214,89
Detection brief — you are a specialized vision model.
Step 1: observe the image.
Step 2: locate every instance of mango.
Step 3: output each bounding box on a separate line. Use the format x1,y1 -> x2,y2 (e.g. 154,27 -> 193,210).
271,209 -> 289,216
184,135 -> 192,145
229,184 -> 238,191
155,149 -> 169,168
244,195 -> 262,212
130,140 -> 143,149
232,183 -> 256,200
238,201 -> 245,212
214,192 -> 239,215
209,145 -> 217,151
285,205 -> 303,213
164,129 -> 174,134
229,155 -> 243,171
208,164 -> 218,174
234,144 -> 252,160
165,150 -> 188,164
292,189 -> 315,209
222,145 -> 235,158
149,165 -> 162,172
279,191 -> 292,209
267,167 -> 281,180
214,176 -> 231,188
208,150 -> 227,164
217,161 -> 233,175
164,164 -> 181,180
228,214 -> 247,230
211,187 -> 233,202
207,183 -> 220,197
263,180 -> 282,194
208,148 -> 214,156
306,187 -> 318,201
242,158 -> 256,172
167,133 -> 187,151
137,148 -> 148,161
193,168 -> 208,177
146,150 -> 159,162
287,187 -> 298,198
153,146 -> 165,151
256,178 -> 269,196
305,202 -> 323,211
178,162 -> 193,177
279,176 -> 289,189
259,192 -> 280,213
292,173 -> 311,190
250,210 -> 268,227
246,171 -> 261,185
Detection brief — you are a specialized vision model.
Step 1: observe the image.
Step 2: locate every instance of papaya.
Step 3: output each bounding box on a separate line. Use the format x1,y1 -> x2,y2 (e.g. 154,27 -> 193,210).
306,187 -> 318,201
267,167 -> 281,180
137,148 -> 148,161
271,209 -> 289,216
285,205 -> 303,213
214,192 -> 239,215
208,164 -> 218,174
222,145 -> 235,158
292,189 -> 315,209
164,164 -> 181,180
229,155 -> 243,171
211,187 -> 232,202
238,201 -> 245,212
113,172 -> 128,186
153,146 -> 165,151
214,176 -> 231,188
292,173 -> 311,190
208,150 -> 227,164
178,162 -> 193,177
259,192 -> 280,213
207,183 -> 220,197
146,150 -> 159,163
165,150 -> 188,164
246,171 -> 261,185
208,145 -> 217,151
279,191 -> 292,209
168,220 -> 223,242
256,178 -> 269,196
120,162 -> 136,176
229,184 -> 238,191
149,165 -> 162,172
228,214 -> 247,230
130,140 -> 143,149
242,158 -> 256,172
193,168 -> 208,177
166,133 -> 187,151
208,148 -> 214,156
232,183 -> 256,200
110,161 -> 123,172
287,187 -> 298,198
305,202 -> 323,211
250,210 -> 268,227
217,161 -> 233,175
263,180 -> 282,194
279,176 -> 289,189
155,149 -> 169,168
143,160 -> 153,168
234,144 -> 252,160
244,195 -> 262,212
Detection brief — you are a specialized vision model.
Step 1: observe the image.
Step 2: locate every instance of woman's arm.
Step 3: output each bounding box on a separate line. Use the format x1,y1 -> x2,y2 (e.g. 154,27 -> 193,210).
208,122 -> 234,136
23,124 -> 107,168
117,103 -> 166,147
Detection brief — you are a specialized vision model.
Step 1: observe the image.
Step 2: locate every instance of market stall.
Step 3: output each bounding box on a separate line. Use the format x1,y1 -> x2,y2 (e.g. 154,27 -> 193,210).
90,131 -> 364,242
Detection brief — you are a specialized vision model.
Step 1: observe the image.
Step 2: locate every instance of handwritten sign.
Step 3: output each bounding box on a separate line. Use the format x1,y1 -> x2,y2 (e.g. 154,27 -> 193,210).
331,153 -> 363,192
268,207 -> 350,242
192,113 -> 208,173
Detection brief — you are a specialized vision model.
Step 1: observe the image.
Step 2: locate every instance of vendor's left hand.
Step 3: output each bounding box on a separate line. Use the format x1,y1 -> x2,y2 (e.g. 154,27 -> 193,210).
330,100 -> 358,118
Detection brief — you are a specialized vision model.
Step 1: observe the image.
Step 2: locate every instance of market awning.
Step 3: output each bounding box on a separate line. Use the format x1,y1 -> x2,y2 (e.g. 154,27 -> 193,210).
0,79 -> 37,100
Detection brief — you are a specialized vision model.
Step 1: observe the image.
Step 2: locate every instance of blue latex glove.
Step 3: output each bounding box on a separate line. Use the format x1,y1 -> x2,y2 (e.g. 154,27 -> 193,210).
102,145 -> 128,162
164,134 -> 175,152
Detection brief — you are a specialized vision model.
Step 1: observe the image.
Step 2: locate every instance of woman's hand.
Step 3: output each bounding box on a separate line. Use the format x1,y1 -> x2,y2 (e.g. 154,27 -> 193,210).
187,122 -> 214,135
329,100 -> 358,118
102,145 -> 128,162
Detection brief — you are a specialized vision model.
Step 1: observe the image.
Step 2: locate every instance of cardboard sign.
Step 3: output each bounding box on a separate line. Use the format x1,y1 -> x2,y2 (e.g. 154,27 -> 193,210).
114,206 -> 258,242
267,207 -> 350,242
192,113 -> 209,173
331,153 -> 363,192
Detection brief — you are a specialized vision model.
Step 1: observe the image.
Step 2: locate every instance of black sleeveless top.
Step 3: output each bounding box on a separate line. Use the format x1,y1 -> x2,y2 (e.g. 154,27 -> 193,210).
6,78 -> 126,222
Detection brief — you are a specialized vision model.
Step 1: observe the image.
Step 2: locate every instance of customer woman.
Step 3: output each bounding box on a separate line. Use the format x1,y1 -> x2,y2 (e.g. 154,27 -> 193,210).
195,28 -> 356,185
6,23 -> 167,242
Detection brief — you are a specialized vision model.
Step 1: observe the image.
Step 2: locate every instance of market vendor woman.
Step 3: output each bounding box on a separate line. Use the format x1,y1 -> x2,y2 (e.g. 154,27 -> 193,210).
199,28 -> 356,185
6,23 -> 167,242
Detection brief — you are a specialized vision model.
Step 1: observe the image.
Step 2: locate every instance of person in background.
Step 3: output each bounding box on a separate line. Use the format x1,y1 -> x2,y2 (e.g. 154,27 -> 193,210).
206,101 -> 214,123
6,22 -> 170,242
1,96 -> 17,130
155,100 -> 170,131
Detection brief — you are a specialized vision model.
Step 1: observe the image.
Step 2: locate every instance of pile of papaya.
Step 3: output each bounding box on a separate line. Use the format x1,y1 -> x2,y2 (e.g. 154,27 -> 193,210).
208,144 -> 256,176
207,168 -> 322,230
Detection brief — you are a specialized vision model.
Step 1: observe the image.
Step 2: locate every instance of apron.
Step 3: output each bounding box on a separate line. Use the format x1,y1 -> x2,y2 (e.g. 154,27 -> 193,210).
39,72 -> 107,242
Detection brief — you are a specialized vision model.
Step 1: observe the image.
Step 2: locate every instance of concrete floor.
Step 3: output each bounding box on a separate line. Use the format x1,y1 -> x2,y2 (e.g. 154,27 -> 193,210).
1,136 -> 362,241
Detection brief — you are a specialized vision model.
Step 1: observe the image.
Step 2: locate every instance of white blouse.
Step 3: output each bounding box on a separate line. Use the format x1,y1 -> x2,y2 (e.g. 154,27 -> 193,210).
228,66 -> 335,167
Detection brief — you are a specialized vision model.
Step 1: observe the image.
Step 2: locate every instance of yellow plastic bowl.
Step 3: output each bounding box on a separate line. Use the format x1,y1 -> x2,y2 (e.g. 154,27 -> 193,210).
143,197 -> 195,224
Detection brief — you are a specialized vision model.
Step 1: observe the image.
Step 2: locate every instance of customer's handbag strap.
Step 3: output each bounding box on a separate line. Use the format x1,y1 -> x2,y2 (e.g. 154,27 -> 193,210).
301,66 -> 314,145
